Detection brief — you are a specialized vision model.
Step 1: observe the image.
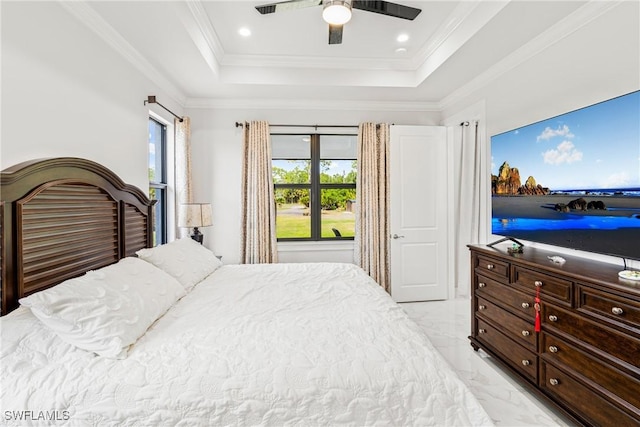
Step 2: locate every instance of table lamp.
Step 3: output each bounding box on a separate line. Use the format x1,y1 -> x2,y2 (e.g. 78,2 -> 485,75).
179,203 -> 212,244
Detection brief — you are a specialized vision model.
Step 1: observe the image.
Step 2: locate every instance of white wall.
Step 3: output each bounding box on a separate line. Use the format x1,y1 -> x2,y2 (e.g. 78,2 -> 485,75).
187,106 -> 440,264
1,1 -> 181,192
443,1 -> 639,137
442,1 -> 640,270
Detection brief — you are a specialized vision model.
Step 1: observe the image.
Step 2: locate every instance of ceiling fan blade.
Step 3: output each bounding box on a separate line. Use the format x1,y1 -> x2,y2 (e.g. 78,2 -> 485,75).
328,24 -> 343,45
255,0 -> 322,15
352,1 -> 421,20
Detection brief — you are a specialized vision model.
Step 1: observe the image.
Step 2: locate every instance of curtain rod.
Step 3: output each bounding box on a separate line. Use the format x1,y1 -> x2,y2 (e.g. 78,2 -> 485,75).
144,96 -> 184,122
235,122 -> 379,129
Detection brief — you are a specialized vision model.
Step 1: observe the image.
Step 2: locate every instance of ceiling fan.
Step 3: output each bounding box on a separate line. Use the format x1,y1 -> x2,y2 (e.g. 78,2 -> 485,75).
255,0 -> 422,45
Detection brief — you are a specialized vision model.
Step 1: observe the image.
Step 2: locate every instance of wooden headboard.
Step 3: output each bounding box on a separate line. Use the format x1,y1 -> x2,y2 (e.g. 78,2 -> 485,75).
1,158 -> 155,315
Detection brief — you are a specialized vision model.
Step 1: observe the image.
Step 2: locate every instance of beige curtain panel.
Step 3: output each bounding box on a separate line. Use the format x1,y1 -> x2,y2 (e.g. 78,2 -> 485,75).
175,117 -> 193,239
355,123 -> 391,292
241,121 -> 278,264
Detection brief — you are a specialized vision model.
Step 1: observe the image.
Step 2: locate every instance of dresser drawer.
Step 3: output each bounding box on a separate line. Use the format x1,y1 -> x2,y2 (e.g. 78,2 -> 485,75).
577,285 -> 640,333
541,332 -> 640,412
543,304 -> 640,369
540,362 -> 640,426
475,255 -> 509,282
476,318 -> 537,383
476,275 -> 535,320
513,266 -> 573,306
477,297 -> 537,351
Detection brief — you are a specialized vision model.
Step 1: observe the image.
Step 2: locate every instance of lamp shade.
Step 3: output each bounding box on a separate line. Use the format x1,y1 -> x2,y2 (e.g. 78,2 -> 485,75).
179,203 -> 213,228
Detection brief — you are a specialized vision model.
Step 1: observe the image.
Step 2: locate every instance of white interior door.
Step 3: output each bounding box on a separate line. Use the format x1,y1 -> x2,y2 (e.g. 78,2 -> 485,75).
390,125 -> 450,302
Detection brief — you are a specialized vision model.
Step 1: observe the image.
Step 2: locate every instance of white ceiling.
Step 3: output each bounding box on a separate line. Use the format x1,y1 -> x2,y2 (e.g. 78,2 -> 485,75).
65,0 -> 603,107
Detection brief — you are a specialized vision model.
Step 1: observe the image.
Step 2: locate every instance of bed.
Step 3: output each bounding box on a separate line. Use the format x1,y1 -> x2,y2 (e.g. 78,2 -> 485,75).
0,158 -> 493,426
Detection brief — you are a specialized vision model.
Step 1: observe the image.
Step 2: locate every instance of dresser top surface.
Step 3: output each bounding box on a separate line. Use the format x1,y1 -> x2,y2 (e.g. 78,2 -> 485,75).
469,244 -> 640,297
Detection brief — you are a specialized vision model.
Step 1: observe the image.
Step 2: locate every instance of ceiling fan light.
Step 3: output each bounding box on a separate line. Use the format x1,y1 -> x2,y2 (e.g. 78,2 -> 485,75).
322,1 -> 352,25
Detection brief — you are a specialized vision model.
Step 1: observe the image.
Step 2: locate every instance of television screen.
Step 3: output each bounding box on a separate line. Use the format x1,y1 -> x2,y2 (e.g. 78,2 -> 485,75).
491,90 -> 640,261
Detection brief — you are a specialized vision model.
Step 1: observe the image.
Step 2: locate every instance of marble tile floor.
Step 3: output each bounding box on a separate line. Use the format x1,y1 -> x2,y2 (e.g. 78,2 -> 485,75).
401,298 -> 575,426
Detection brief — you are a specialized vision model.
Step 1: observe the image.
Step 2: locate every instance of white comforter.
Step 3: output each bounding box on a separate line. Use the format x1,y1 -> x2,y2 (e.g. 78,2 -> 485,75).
1,263 -> 492,426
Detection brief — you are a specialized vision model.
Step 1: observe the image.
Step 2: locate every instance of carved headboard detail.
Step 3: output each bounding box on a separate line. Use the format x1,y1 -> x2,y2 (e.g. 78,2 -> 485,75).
1,158 -> 155,315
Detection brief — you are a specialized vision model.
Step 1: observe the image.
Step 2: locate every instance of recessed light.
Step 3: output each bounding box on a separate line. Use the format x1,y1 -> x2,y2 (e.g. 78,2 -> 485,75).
395,47 -> 407,54
396,33 -> 409,43
238,27 -> 251,37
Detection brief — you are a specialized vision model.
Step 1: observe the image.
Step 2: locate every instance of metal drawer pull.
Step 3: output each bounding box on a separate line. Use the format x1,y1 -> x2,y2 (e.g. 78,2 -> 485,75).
612,307 -> 624,315
487,264 -> 494,270
478,329 -> 486,334
478,305 -> 486,310
478,282 -> 486,288
521,302 -> 530,309
522,360 -> 530,366
548,315 -> 558,322
534,280 -> 543,287
521,330 -> 530,337
549,345 -> 559,353
549,378 -> 559,386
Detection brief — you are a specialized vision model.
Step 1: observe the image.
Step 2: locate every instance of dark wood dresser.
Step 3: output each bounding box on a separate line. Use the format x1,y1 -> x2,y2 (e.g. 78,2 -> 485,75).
469,244 -> 640,426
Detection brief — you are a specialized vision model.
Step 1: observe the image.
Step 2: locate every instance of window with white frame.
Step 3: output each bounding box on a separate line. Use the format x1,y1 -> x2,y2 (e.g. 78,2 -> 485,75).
272,133 -> 357,241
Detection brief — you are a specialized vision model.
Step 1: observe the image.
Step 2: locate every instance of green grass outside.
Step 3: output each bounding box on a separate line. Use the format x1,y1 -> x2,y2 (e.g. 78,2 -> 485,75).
276,204 -> 355,238
320,216 -> 355,238
276,215 -> 311,238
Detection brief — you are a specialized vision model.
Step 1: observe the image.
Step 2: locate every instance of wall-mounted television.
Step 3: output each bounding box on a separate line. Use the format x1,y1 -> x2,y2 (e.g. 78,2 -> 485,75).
491,90 -> 640,261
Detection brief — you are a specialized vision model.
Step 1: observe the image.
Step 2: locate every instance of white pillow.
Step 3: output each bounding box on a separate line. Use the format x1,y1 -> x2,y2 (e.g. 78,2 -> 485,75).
19,257 -> 185,359
136,238 -> 223,291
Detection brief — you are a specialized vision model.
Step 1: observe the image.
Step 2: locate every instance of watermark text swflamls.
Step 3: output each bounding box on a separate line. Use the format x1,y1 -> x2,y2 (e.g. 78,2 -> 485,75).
4,410 -> 70,422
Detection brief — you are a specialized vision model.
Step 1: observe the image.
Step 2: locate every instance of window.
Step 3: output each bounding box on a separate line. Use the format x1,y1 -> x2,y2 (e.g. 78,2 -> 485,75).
148,117 -> 167,245
272,134 -> 357,241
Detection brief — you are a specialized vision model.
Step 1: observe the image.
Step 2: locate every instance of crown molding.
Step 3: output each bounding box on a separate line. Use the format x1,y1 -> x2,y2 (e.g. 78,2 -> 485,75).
185,97 -> 440,112
181,1 -> 419,88
58,1 -> 186,106
212,1 -> 505,86
439,0 -> 623,111
182,0 -> 225,75
414,1 -> 509,84
182,0 -> 414,74
220,53 -> 414,71
217,2 -> 484,74
186,1 -> 225,60
219,1 -> 500,78
409,0 -> 484,70
58,0 -> 616,116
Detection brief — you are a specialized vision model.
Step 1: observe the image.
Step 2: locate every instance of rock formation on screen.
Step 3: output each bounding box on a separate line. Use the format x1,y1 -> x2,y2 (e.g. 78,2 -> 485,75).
587,200 -> 607,210
492,161 -> 549,195
568,197 -> 588,211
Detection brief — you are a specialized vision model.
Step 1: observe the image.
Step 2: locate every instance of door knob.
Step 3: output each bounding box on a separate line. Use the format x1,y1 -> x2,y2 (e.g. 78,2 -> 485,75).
392,234 -> 405,239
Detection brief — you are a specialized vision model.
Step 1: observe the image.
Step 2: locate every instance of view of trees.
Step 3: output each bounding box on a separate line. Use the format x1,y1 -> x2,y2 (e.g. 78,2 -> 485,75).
273,160 -> 356,210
